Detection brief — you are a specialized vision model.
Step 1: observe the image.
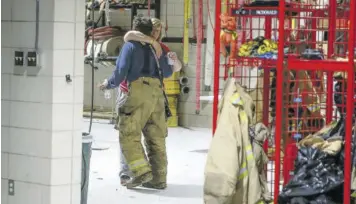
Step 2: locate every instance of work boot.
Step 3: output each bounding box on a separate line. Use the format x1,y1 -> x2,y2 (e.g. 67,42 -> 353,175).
142,182 -> 167,190
126,172 -> 153,189
120,175 -> 131,186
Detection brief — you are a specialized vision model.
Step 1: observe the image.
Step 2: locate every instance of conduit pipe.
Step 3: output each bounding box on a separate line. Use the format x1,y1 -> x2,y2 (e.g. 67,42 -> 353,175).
181,86 -> 190,95
179,76 -> 189,86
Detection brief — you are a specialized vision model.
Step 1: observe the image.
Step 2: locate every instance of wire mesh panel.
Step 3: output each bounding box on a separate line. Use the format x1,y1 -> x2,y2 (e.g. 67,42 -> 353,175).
215,0 -> 356,203
220,1 -> 283,198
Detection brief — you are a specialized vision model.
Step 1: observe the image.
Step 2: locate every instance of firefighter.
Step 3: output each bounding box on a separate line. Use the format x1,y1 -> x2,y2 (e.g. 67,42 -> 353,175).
99,16 -> 172,189
117,17 -> 181,189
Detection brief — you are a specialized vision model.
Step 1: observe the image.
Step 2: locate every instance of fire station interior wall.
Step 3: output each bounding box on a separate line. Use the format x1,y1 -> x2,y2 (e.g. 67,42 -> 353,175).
83,0 -> 225,128
1,0 -> 85,203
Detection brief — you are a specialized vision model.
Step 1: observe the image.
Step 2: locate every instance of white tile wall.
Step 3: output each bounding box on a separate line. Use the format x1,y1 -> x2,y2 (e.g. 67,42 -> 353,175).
54,0 -> 76,23
72,131 -> 82,157
1,22 -> 12,48
71,157 -> 82,184
73,76 -> 84,104
50,158 -> 72,185
75,0 -> 85,23
39,1 -> 55,21
52,77 -> 74,104
51,131 -> 73,158
2,74 -> 11,100
1,100 -> 11,126
11,0 -> 37,22
8,128 -> 52,158
47,185 -> 72,204
1,0 -> 11,21
1,48 -> 14,74
71,184 -> 81,204
74,50 -> 84,76
73,104 -> 84,131
53,23 -> 75,50
10,76 -> 53,103
75,23 -> 85,50
51,104 -> 74,131
1,179 -> 8,204
10,101 -> 52,130
1,126 -> 10,153
11,22 -> 37,49
38,23 -> 55,49
8,182 -> 45,204
52,50 -> 75,76
2,153 -> 9,179
1,1 -> 84,203
8,154 -> 51,184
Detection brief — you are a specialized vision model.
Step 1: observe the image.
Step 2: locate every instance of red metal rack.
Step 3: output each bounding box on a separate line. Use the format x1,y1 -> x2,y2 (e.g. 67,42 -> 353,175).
213,0 -> 355,203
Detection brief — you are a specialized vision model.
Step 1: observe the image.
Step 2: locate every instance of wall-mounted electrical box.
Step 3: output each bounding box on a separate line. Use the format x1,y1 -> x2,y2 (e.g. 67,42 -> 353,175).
27,52 -> 38,67
14,51 -> 24,66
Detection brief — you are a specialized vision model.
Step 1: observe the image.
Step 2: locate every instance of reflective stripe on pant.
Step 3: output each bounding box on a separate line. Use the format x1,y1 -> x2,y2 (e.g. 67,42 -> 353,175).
119,77 -> 167,179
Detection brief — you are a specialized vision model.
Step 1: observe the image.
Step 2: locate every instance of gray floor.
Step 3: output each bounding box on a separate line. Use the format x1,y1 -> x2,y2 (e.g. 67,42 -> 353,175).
85,119 -> 212,204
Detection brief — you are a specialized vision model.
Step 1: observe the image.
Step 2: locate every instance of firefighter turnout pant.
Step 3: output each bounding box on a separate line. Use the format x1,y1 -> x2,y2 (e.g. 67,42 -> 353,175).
117,77 -> 168,184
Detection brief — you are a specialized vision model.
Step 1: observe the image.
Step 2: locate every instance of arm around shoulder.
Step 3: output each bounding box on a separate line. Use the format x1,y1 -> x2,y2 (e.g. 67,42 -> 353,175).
124,30 -> 155,44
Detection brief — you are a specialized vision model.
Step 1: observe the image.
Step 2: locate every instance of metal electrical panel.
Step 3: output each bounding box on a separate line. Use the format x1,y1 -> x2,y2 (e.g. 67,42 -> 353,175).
14,51 -> 24,66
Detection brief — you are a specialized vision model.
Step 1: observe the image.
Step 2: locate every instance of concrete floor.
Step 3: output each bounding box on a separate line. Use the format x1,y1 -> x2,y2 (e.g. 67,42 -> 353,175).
85,119 -> 212,204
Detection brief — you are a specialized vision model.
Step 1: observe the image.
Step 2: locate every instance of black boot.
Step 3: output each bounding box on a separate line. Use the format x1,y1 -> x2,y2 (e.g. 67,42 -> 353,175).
126,172 -> 153,189
142,182 -> 167,190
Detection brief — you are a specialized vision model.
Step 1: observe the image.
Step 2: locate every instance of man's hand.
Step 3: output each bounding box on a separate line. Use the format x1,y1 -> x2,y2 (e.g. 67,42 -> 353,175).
98,79 -> 108,90
152,41 -> 162,58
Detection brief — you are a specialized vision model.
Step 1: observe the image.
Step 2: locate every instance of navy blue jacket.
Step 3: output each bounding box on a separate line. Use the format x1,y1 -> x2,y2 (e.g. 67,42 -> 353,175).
106,41 -> 172,89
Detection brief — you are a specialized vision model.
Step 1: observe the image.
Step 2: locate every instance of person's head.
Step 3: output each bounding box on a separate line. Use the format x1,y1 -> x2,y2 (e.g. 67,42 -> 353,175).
151,18 -> 163,41
133,16 -> 153,36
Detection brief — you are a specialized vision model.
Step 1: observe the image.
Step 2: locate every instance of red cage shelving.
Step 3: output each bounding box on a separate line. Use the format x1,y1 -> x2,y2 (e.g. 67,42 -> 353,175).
213,0 -> 356,203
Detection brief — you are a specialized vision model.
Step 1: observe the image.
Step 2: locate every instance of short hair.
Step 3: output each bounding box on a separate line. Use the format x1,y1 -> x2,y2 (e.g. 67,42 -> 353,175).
132,16 -> 153,36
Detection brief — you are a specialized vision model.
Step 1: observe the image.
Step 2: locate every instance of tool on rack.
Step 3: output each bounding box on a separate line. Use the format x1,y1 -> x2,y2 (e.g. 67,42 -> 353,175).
220,13 -> 238,76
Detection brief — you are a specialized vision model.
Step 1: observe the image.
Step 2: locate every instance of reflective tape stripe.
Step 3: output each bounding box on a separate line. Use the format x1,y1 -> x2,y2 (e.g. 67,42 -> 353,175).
245,145 -> 254,160
128,159 -> 148,170
238,162 -> 248,180
351,191 -> 356,198
237,146 -> 255,180
238,168 -> 248,180
239,111 -> 248,122
230,93 -> 243,105
307,103 -> 321,112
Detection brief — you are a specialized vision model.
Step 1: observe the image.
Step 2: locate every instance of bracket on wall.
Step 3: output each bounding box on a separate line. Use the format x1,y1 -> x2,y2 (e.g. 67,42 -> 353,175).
65,74 -> 72,83
8,180 -> 15,196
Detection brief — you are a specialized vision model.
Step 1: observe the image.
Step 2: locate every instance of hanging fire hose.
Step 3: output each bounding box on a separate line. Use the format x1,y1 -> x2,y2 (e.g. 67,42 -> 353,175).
203,0 -> 214,91
165,0 -> 168,37
192,0 -> 197,39
195,0 -> 203,114
147,0 -> 151,16
183,0 -> 191,66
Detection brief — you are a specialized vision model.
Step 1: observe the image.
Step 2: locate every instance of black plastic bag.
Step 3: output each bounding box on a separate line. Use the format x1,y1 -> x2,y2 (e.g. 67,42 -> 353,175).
278,119 -> 353,204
